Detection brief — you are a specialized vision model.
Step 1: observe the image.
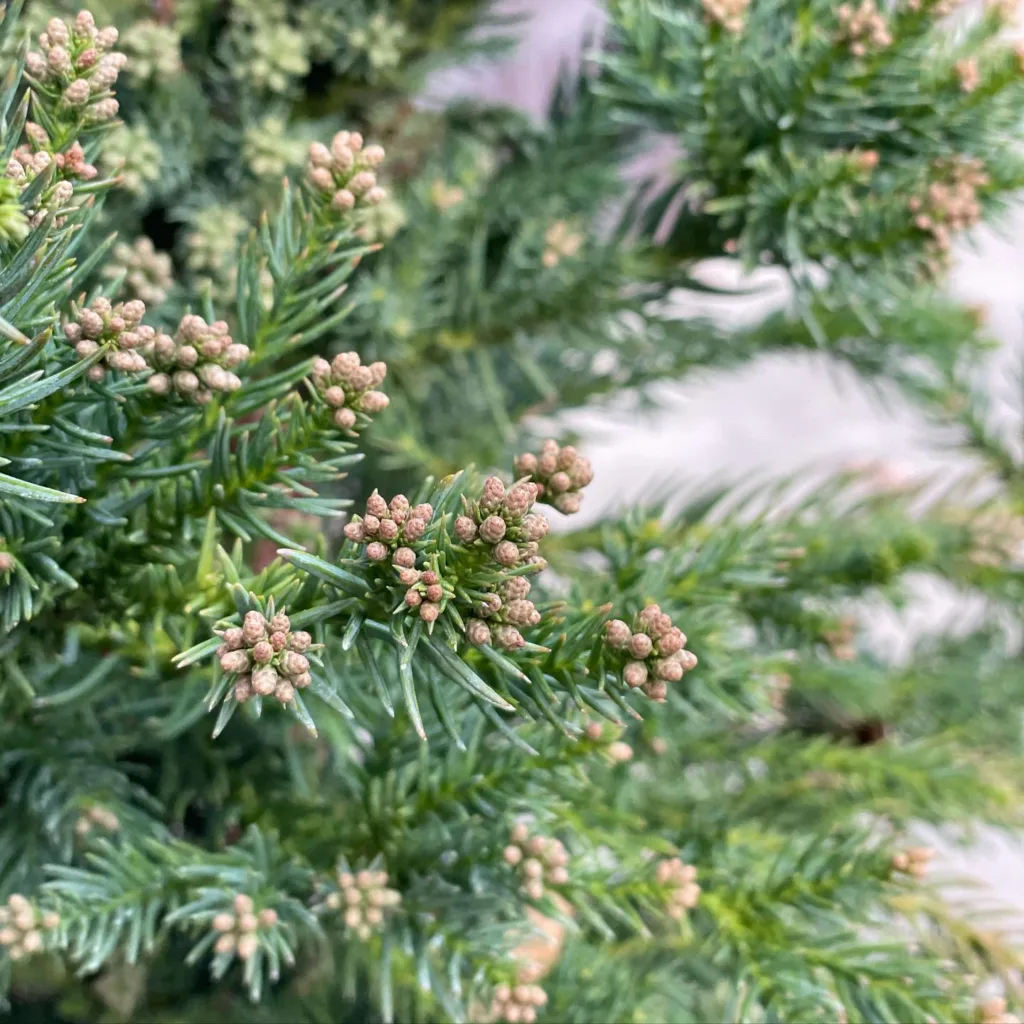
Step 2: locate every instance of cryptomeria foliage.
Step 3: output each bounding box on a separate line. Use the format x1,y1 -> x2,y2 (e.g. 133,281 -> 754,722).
2,2 -> 1024,1023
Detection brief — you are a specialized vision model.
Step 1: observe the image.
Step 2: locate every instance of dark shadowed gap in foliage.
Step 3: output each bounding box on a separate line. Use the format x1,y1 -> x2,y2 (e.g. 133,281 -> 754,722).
142,205 -> 181,259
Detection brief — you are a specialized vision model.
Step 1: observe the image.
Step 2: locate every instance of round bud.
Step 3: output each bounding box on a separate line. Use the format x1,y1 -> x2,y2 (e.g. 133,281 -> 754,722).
360,390 -> 390,413
623,661 -> 648,688
378,519 -> 399,542
628,633 -> 653,659
655,659 -> 683,682
219,650 -> 250,674
251,641 -> 273,664
344,521 -> 366,543
274,680 -> 295,704
454,516 -> 477,543
402,517 -> 425,541
419,602 -> 441,623
290,631 -> 312,652
333,408 -> 357,430
331,189 -> 355,211
466,619 -> 492,646
479,515 -> 507,544
237,933 -> 258,960
324,385 -> 345,408
234,894 -> 254,914
259,908 -> 278,928
252,667 -> 278,696
493,541 -> 520,567
366,541 -> 388,561
393,547 -> 416,569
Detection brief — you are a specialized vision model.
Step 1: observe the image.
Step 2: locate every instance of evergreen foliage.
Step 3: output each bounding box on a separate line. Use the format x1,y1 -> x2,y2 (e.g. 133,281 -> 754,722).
1,1 -> 1024,1022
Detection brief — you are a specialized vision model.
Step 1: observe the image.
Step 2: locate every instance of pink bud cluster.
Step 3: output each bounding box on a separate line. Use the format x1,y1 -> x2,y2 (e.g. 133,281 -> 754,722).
325,868 -> 401,940
604,605 -> 697,702
908,156 -> 988,255
978,997 -> 1022,1024
344,491 -> 433,562
504,822 -> 570,901
144,314 -> 250,402
487,982 -> 548,1024
307,131 -> 387,213
836,2 -> 892,56
8,127 -> 98,184
64,296 -> 152,381
891,846 -> 933,879
25,13 -> 125,124
211,894 -> 278,961
217,609 -> 317,707
541,220 -> 582,268
656,859 -> 701,919
310,351 -> 389,433
0,895 -> 60,961
514,440 -> 593,516
399,566 -> 449,625
702,0 -> 750,33
74,803 -> 119,837
455,476 -> 550,571
466,574 -> 541,652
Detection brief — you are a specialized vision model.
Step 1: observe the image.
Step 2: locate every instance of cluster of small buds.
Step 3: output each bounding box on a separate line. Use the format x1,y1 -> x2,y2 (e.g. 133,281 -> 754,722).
466,575 -> 542,651
503,822 -> 570,901
822,615 -> 857,661
541,220 -> 582,268
455,475 -> 549,574
211,894 -> 278,961
217,610 -> 318,707
310,351 -> 389,432
144,314 -> 249,402
344,491 -> 433,564
909,157 -> 988,254
74,803 -> 120,837
978,997 -> 1022,1024
325,868 -> 401,940
702,0 -> 750,33
603,605 -> 697,702
0,895 -> 60,961
398,566 -> 450,625
65,297 -> 152,381
891,846 -> 934,879
104,236 -> 173,306
307,131 -> 387,213
956,57 -> 980,94
656,859 -> 701,919
26,12 -> 126,123
431,179 -> 465,211
8,126 -> 98,185
513,440 -> 594,516
836,2 -> 892,55
486,983 -> 548,1024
